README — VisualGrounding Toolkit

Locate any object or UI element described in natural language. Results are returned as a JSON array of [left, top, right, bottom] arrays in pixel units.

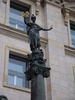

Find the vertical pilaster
[[4, 0, 10, 25]]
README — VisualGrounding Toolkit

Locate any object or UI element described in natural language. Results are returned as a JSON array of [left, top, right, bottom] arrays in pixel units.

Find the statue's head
[[31, 14, 36, 23]]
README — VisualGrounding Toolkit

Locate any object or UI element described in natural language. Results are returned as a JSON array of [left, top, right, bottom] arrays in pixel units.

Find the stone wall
[[0, 0, 6, 24], [45, 2, 75, 100]]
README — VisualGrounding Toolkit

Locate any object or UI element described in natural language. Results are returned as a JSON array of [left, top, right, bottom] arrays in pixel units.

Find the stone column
[[25, 50, 51, 100], [31, 74, 46, 100]]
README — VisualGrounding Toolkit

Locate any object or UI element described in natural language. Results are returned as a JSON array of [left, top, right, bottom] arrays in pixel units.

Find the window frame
[[70, 23, 75, 47], [3, 45, 31, 92], [8, 54, 29, 88], [69, 16, 75, 47]]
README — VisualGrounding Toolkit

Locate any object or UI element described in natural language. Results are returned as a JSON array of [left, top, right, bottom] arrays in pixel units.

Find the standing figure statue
[[22, 12, 52, 52]]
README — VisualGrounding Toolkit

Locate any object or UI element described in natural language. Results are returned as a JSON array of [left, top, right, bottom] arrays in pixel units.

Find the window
[[9, 2, 29, 31], [8, 54, 29, 88], [70, 24, 75, 47]]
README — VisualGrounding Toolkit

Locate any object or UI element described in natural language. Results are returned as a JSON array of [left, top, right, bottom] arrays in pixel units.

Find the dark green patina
[[24, 14, 52, 52]]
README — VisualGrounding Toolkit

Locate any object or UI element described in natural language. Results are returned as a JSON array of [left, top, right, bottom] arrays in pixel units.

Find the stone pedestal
[[25, 49, 51, 100], [25, 60, 51, 100]]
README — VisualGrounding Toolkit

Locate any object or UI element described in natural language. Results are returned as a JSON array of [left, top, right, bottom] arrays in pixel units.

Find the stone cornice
[[64, 45, 75, 57], [65, 0, 75, 3], [43, 0, 62, 8], [31, 0, 62, 7], [61, 1, 75, 13], [0, 23, 48, 47], [31, 0, 43, 2]]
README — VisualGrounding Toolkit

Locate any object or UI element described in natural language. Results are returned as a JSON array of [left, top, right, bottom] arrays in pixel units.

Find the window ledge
[[0, 23, 48, 47], [64, 45, 75, 56], [3, 82, 31, 93]]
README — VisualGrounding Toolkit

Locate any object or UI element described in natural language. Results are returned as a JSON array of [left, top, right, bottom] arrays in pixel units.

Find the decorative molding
[[35, 0, 44, 15], [0, 23, 48, 47], [62, 8, 69, 26], [25, 62, 50, 80], [65, 0, 75, 2], [61, 1, 75, 24], [64, 45, 75, 57], [31, 0, 43, 2], [31, 0, 62, 7], [3, 45, 31, 92], [44, 0, 61, 7], [3, 0, 7, 3], [55, 0, 61, 4], [35, 0, 40, 15], [3, 82, 31, 93], [64, 4, 75, 13]]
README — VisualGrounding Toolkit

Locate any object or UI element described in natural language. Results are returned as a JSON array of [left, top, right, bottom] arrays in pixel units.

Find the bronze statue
[[22, 12, 52, 52]]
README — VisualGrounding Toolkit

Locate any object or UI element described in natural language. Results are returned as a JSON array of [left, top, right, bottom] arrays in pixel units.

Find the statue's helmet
[[31, 14, 36, 22]]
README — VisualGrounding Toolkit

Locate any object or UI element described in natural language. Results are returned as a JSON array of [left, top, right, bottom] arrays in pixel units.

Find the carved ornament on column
[[25, 65, 50, 80], [25, 49, 51, 80]]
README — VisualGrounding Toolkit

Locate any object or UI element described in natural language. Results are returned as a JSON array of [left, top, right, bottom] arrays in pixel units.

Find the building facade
[[0, 0, 75, 100]]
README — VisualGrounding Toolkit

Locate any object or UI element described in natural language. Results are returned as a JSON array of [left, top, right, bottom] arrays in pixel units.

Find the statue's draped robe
[[27, 23, 42, 50]]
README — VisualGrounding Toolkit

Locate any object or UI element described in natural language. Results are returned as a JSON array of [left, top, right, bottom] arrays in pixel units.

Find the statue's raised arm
[[24, 16, 29, 25], [24, 16, 32, 27], [22, 11, 31, 27]]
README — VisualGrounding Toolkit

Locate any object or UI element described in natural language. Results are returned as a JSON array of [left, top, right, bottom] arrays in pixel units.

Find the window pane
[[8, 75, 14, 85], [70, 24, 75, 47], [9, 2, 29, 31], [10, 8, 24, 30], [17, 77, 23, 87], [10, 8, 23, 22], [8, 54, 29, 88], [10, 21, 16, 28], [18, 23, 25, 31], [9, 58, 26, 73]]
